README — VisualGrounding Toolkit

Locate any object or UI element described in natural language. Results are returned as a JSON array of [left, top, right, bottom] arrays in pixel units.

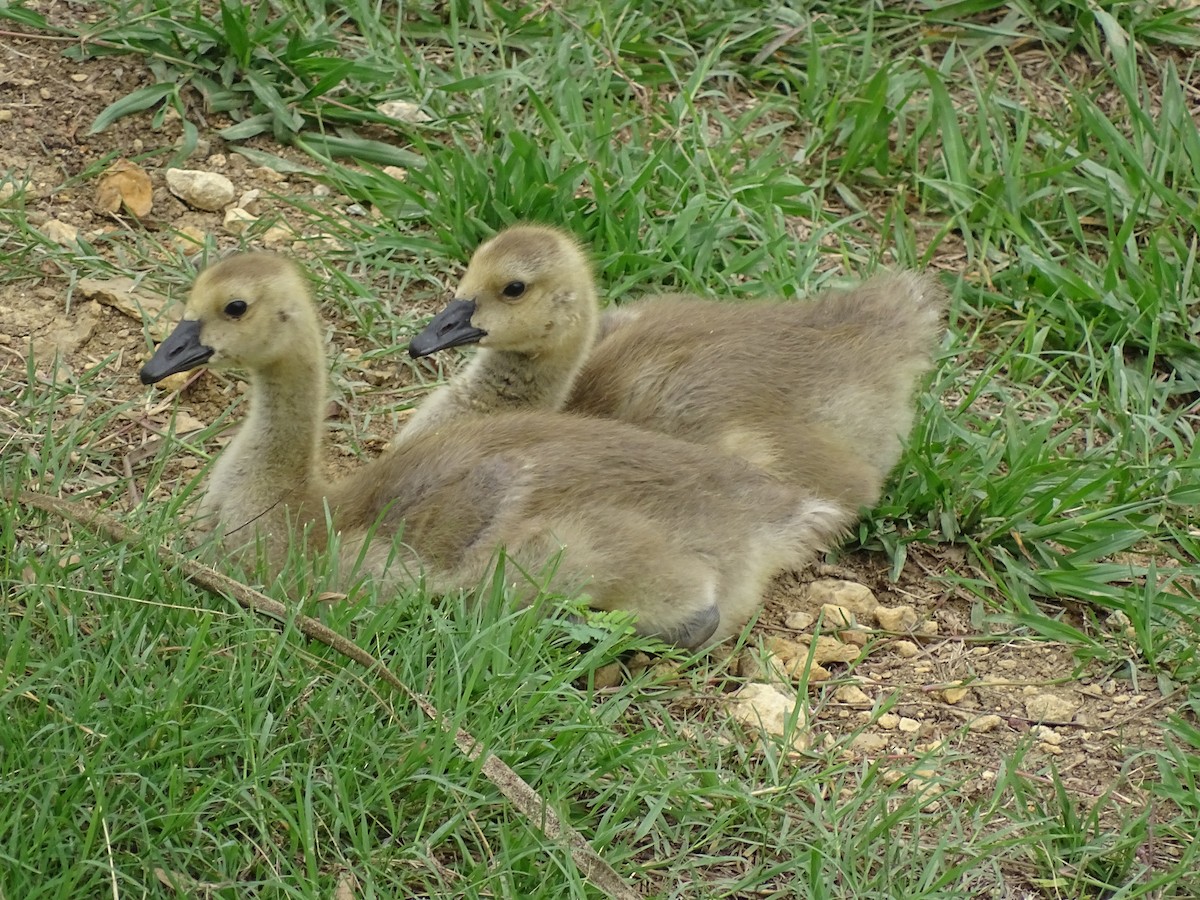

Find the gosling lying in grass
[[407, 223, 947, 510], [140, 252, 854, 649]]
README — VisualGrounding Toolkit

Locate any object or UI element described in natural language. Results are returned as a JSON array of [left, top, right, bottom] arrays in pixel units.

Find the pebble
[[897, 716, 921, 733], [968, 714, 1003, 733], [834, 685, 872, 707], [1024, 693, 1079, 723], [346, 203, 367, 217], [254, 165, 287, 183], [222, 207, 257, 234], [237, 188, 261, 212], [784, 610, 814, 631], [39, 219, 78, 246], [766, 635, 859, 667], [839, 629, 868, 647], [263, 225, 294, 245], [941, 686, 971, 705], [172, 225, 208, 249], [166, 168, 236, 211], [850, 733, 888, 753], [892, 640, 920, 658], [819, 603, 856, 630], [1032, 725, 1062, 745], [726, 682, 810, 753], [592, 663, 624, 691], [877, 712, 900, 730], [806, 579, 879, 616], [761, 650, 831, 684], [876, 604, 919, 632], [376, 99, 432, 123]]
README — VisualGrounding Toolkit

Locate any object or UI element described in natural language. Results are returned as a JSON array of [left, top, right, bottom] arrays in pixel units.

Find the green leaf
[[295, 133, 425, 169], [218, 114, 273, 141], [229, 146, 319, 175], [88, 83, 176, 134], [0, 4, 49, 28]]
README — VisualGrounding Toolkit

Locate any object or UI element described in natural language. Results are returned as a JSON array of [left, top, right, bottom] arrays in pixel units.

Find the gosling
[[406, 224, 947, 508], [140, 253, 854, 650]]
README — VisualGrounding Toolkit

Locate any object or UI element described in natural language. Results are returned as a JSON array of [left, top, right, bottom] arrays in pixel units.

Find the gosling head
[[409, 224, 595, 359], [141, 253, 317, 385]]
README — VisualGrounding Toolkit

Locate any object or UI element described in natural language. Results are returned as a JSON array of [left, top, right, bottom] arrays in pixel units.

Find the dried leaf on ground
[[96, 159, 153, 217]]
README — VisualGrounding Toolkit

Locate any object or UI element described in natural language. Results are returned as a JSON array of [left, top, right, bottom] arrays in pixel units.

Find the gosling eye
[[501, 281, 526, 299], [224, 299, 249, 319]]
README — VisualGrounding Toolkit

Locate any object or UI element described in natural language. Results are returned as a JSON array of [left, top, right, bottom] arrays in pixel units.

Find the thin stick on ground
[[14, 489, 643, 900]]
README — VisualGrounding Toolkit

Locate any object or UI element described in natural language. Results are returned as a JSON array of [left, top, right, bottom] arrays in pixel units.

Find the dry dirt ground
[[0, 7, 1184, 879]]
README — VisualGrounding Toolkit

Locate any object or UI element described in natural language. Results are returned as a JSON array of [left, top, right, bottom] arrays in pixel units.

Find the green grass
[[3, 0, 1200, 896]]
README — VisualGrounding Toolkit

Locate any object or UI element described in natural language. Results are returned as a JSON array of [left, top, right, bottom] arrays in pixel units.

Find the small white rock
[[784, 610, 815, 631], [172, 224, 208, 248], [850, 732, 888, 753], [819, 603, 856, 630], [897, 716, 921, 733], [892, 640, 920, 659], [1032, 725, 1063, 745], [727, 682, 810, 753], [39, 219, 79, 246], [968, 714, 1004, 733], [941, 686, 971, 705], [237, 188, 261, 212], [166, 168, 236, 211], [806, 579, 879, 616], [1025, 693, 1079, 723], [252, 165, 287, 183], [222, 207, 257, 235], [876, 605, 920, 632], [262, 224, 294, 245], [834, 685, 872, 707], [839, 629, 869, 647]]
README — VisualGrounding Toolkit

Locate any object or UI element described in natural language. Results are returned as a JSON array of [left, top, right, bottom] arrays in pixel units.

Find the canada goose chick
[[408, 223, 947, 510], [402, 224, 598, 441], [140, 252, 328, 541], [141, 253, 854, 650]]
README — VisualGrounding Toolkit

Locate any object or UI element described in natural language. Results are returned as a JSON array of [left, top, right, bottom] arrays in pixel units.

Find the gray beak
[[408, 299, 487, 358], [140, 319, 214, 384]]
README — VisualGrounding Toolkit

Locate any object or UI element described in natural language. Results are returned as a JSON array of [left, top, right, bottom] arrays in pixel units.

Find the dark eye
[[224, 299, 248, 318], [501, 281, 526, 299]]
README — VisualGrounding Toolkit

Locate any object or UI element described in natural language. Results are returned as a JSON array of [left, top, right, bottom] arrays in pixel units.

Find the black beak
[[140, 319, 214, 384], [408, 299, 487, 359]]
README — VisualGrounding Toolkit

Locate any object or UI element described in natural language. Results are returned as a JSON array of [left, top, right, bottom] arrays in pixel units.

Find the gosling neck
[[224, 329, 328, 508]]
